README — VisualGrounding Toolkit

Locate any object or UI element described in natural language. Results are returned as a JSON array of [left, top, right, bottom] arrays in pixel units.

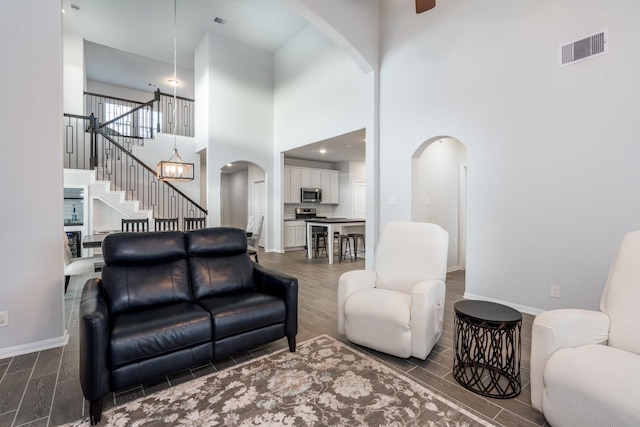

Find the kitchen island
[[306, 218, 365, 264]]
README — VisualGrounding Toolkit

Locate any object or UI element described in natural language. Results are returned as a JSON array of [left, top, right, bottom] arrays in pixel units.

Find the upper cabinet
[[284, 166, 339, 204]]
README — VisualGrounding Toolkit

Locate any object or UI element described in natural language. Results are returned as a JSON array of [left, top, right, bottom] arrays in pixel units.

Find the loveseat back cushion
[[101, 231, 192, 314], [187, 227, 255, 299], [600, 230, 640, 355]]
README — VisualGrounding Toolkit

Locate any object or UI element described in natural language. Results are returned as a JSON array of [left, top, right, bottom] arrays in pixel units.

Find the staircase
[[63, 91, 206, 231], [64, 169, 152, 230]]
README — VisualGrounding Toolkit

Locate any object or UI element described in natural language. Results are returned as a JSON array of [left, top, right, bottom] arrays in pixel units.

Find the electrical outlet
[[550, 285, 560, 298], [0, 311, 8, 327]]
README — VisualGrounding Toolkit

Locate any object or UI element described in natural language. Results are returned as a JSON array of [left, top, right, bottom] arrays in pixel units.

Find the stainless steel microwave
[[301, 187, 322, 203]]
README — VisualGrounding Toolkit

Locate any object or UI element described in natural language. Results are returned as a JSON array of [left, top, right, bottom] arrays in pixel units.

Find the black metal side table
[[453, 300, 522, 398]]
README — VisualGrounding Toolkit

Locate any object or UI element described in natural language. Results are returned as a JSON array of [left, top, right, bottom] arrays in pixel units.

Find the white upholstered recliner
[[338, 222, 448, 359], [531, 231, 640, 426], [64, 233, 103, 292]]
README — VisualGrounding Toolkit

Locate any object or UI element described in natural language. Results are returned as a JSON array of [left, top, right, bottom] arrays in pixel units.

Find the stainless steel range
[[294, 207, 326, 220], [294, 208, 326, 251]]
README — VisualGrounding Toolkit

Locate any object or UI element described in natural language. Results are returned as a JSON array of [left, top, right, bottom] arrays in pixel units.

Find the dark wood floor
[[0, 248, 547, 427]]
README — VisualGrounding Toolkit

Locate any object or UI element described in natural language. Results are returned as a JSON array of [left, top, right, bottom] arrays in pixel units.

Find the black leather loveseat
[[79, 227, 298, 425]]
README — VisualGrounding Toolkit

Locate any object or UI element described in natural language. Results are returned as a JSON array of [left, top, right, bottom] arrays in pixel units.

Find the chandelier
[[157, 0, 194, 182]]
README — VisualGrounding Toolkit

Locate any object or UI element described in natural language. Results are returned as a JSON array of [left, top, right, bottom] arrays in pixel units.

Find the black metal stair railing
[[85, 89, 194, 138], [63, 111, 206, 227]]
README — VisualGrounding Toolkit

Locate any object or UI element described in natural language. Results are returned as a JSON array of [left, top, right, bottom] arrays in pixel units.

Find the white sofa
[[338, 221, 448, 359], [530, 231, 640, 427]]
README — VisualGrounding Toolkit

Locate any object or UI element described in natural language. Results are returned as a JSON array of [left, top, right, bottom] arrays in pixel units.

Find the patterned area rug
[[66, 335, 496, 426]]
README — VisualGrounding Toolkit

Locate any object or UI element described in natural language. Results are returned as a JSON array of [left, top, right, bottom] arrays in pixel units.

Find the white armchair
[[246, 215, 264, 262], [338, 222, 448, 359], [64, 233, 103, 292], [531, 231, 640, 426]]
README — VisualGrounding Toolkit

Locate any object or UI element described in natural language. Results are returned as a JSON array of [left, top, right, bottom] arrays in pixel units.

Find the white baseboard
[[462, 293, 544, 316], [0, 330, 69, 359]]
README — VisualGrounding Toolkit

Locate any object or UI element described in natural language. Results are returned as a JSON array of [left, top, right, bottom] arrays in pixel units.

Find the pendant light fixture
[[157, 0, 194, 182]]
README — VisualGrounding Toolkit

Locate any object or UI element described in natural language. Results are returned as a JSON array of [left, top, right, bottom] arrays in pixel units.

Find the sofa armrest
[[410, 279, 446, 360], [79, 278, 111, 402], [252, 263, 298, 338], [337, 270, 377, 335], [530, 309, 610, 411]]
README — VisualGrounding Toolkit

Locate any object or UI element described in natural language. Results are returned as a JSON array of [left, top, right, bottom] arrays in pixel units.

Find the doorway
[[411, 137, 467, 271], [220, 161, 267, 246]]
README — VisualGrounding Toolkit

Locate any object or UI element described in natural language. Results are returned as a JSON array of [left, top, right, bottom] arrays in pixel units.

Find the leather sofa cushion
[[102, 232, 192, 314], [187, 227, 247, 257], [103, 231, 186, 265], [102, 260, 191, 314], [109, 302, 212, 369], [197, 293, 286, 339], [187, 228, 255, 299]]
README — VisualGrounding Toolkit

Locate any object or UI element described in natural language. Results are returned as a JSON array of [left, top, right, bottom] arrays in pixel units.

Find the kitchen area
[[283, 160, 366, 262]]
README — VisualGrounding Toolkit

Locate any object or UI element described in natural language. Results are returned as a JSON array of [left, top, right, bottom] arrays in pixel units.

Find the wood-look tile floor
[[0, 248, 548, 426]]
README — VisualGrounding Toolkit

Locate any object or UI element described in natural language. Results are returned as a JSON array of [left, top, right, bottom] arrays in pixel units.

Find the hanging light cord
[[172, 0, 178, 149]]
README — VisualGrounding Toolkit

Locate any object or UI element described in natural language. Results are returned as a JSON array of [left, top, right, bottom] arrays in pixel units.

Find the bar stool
[[338, 234, 353, 263], [313, 230, 328, 257], [348, 233, 365, 261]]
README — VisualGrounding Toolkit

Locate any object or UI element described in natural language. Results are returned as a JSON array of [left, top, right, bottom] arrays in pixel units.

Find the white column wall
[[195, 33, 274, 236], [273, 25, 369, 251], [0, 0, 66, 356]]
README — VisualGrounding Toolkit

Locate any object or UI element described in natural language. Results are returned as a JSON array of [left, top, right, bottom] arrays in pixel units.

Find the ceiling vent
[[559, 29, 608, 67]]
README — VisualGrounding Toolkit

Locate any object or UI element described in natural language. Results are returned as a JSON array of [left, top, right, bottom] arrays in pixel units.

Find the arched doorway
[[220, 161, 267, 247], [411, 137, 467, 271]]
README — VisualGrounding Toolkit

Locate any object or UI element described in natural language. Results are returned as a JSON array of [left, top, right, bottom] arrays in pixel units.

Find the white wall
[[274, 25, 367, 152], [86, 80, 157, 104], [274, 24, 369, 251], [63, 33, 85, 114], [376, 0, 640, 312], [195, 33, 275, 236], [0, 0, 66, 357]]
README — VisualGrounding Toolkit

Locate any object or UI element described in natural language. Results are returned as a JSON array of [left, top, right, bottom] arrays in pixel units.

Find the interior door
[[352, 181, 366, 218]]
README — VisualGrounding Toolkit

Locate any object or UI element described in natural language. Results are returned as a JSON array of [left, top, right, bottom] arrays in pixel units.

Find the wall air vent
[[559, 29, 608, 67]]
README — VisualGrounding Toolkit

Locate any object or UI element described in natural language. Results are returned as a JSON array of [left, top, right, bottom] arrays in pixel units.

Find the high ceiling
[[63, 0, 308, 97], [63, 0, 365, 163]]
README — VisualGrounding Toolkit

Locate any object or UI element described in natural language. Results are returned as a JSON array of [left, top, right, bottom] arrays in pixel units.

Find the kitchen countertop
[[305, 218, 365, 223]]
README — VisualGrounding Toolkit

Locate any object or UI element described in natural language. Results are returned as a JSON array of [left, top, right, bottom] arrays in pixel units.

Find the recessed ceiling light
[[214, 17, 226, 25], [319, 149, 327, 154], [168, 79, 179, 86]]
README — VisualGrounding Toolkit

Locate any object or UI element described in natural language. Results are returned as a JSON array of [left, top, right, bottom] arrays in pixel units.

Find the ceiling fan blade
[[416, 0, 436, 14]]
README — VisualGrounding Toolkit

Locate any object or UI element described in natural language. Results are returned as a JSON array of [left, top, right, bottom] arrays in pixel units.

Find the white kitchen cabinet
[[300, 168, 310, 188], [291, 168, 301, 203], [284, 166, 338, 204], [283, 166, 291, 203], [320, 170, 339, 204], [284, 220, 306, 249], [284, 166, 301, 204]]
